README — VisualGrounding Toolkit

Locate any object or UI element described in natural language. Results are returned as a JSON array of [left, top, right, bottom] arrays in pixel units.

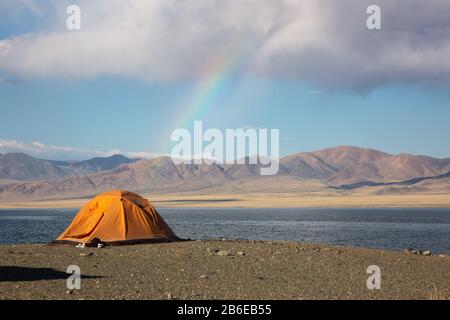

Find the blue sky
[[1, 1, 450, 160], [2, 77, 450, 159]]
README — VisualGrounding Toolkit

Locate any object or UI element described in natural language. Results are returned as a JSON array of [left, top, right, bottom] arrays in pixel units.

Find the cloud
[[0, 0, 450, 90], [124, 151, 168, 159], [0, 139, 165, 160]]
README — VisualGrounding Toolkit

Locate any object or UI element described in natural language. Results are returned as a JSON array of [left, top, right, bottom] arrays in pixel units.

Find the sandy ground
[[1, 193, 450, 209], [0, 241, 449, 300]]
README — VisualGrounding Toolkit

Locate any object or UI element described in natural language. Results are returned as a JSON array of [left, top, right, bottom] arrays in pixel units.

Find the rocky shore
[[0, 241, 449, 300]]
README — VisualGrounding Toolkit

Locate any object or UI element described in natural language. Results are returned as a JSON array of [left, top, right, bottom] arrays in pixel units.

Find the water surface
[[1, 208, 449, 253]]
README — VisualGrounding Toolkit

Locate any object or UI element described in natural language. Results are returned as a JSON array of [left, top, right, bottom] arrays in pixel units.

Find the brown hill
[[0, 158, 232, 200], [0, 153, 69, 181], [52, 154, 136, 175], [284, 146, 450, 185], [0, 153, 135, 182]]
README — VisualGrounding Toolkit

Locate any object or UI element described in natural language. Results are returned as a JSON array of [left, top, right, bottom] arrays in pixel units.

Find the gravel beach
[[0, 241, 449, 300]]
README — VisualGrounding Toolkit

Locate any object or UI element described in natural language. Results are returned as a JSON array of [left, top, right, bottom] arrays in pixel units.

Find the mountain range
[[1, 146, 449, 200], [0, 153, 135, 181]]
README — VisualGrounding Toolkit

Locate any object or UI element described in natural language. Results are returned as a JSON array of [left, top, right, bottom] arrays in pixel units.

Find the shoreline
[[1, 240, 449, 300], [1, 193, 450, 209], [2, 240, 449, 255]]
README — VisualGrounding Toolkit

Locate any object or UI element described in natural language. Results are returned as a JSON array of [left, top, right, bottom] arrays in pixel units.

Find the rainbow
[[173, 51, 249, 131]]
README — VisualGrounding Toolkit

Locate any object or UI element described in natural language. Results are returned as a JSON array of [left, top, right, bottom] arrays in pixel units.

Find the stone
[[237, 251, 245, 256], [80, 252, 94, 257], [405, 248, 424, 255], [217, 250, 231, 256], [422, 250, 432, 256]]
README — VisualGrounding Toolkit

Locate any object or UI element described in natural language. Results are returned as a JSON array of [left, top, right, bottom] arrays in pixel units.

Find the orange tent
[[51, 190, 178, 245]]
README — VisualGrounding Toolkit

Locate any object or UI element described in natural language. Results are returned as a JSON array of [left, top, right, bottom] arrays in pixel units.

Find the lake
[[1, 208, 449, 253]]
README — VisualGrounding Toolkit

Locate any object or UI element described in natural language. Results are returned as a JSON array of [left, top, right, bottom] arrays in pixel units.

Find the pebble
[[405, 248, 435, 256], [237, 251, 245, 256], [217, 250, 231, 256], [207, 248, 233, 256], [80, 252, 94, 257]]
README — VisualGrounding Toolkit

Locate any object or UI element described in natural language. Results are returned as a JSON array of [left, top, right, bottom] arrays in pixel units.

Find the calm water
[[1, 208, 449, 253]]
